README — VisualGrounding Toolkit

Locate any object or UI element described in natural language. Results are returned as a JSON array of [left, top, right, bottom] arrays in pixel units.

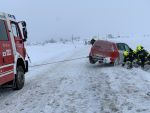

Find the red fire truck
[[0, 12, 28, 90]]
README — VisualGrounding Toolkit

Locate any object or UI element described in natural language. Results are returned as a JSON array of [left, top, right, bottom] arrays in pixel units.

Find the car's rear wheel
[[89, 56, 96, 64]]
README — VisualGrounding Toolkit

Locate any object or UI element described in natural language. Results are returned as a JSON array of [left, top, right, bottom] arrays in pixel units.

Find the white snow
[[26, 42, 80, 65], [109, 37, 150, 51], [0, 38, 150, 113]]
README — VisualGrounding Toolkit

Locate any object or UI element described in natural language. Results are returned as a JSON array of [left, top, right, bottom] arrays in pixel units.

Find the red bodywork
[[89, 40, 119, 63], [0, 19, 26, 85]]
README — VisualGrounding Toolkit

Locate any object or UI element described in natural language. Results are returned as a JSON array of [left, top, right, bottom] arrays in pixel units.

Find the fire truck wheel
[[13, 66, 25, 90]]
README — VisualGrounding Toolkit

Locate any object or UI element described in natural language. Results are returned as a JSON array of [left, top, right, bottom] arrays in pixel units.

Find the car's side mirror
[[21, 21, 26, 27], [23, 27, 27, 41], [18, 21, 28, 42]]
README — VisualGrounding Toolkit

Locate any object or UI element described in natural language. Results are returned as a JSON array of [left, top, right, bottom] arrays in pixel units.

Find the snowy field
[[0, 38, 150, 113], [110, 37, 150, 51]]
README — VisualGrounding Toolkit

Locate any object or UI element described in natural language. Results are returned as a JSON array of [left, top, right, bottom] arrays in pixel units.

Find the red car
[[89, 40, 131, 65]]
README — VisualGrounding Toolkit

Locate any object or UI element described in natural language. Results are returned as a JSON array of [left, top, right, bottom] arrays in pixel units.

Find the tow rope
[[29, 56, 89, 68]]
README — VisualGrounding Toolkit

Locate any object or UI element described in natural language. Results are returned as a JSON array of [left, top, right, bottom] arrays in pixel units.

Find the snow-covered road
[[0, 43, 150, 113]]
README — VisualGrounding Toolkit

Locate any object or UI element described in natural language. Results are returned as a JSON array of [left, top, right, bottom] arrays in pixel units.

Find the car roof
[[94, 40, 115, 45], [99, 39, 128, 45]]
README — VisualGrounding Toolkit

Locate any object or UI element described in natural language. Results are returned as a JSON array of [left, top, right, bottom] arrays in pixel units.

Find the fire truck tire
[[13, 66, 25, 90]]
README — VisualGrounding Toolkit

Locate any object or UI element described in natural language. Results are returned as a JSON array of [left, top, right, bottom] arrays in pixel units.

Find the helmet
[[136, 45, 143, 51], [123, 51, 129, 56]]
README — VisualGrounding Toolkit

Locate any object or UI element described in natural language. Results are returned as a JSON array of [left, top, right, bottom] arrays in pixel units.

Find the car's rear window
[[116, 43, 124, 51], [93, 41, 114, 51]]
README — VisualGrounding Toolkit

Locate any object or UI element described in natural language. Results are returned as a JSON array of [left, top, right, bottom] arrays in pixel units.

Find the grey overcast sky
[[1, 0, 150, 41]]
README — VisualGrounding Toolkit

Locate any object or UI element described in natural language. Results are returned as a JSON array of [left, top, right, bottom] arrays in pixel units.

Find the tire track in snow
[[85, 65, 121, 113], [39, 47, 101, 113]]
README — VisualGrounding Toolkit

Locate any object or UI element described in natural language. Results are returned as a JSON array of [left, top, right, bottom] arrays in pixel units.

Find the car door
[[124, 44, 130, 51], [0, 20, 7, 66], [0, 20, 14, 65], [0, 19, 14, 84], [11, 22, 25, 58], [116, 43, 126, 63]]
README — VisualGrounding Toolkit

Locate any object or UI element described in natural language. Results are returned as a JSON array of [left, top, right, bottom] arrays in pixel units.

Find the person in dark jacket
[[145, 52, 150, 65], [90, 38, 96, 45], [131, 49, 140, 67], [136, 45, 149, 68], [122, 50, 134, 68]]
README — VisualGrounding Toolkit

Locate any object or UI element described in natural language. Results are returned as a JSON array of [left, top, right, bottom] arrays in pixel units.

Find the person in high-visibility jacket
[[136, 45, 149, 68], [122, 50, 134, 68], [145, 52, 150, 65]]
